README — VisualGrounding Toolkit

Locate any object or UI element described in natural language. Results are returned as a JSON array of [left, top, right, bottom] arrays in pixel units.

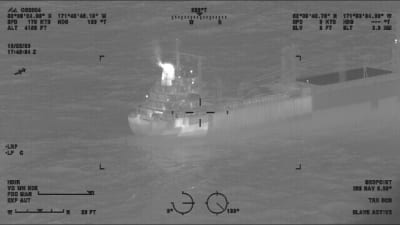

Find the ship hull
[[128, 113, 208, 137], [128, 113, 178, 136], [209, 71, 400, 138], [129, 67, 400, 138]]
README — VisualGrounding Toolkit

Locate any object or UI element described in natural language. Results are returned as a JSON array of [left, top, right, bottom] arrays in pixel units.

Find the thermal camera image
[[0, 1, 400, 224]]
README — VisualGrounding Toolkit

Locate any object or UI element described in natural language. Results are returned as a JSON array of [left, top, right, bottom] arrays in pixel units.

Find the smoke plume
[[152, 40, 162, 64]]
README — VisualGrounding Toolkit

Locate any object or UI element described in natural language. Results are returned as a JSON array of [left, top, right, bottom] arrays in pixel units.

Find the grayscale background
[[0, 1, 399, 224]]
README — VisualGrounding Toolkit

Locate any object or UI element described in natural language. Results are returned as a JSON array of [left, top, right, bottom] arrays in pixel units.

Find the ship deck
[[296, 67, 392, 86]]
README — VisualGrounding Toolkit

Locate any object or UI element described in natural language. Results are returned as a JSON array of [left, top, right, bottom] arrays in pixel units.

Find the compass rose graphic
[[170, 191, 195, 215], [205, 191, 229, 215]]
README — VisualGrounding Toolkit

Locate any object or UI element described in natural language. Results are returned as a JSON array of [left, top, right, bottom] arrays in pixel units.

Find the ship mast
[[392, 12, 400, 74], [338, 53, 347, 82], [198, 56, 202, 81], [176, 38, 181, 76], [281, 43, 300, 83]]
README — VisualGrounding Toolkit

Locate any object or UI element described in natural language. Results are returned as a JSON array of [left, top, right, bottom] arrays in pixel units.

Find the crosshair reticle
[[183, 97, 215, 127], [171, 191, 195, 215], [205, 191, 229, 215]]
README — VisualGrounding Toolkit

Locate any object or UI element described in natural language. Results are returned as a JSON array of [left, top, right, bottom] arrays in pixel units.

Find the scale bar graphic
[[14, 209, 65, 214], [37, 190, 94, 196]]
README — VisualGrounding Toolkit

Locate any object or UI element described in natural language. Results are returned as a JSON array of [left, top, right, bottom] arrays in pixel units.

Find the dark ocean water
[[1, 1, 400, 223]]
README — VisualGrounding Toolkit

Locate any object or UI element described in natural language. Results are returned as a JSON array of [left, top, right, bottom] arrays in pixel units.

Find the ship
[[129, 36, 400, 138]]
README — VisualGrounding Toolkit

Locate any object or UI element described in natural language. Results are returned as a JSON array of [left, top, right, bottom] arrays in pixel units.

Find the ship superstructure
[[128, 41, 211, 136]]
